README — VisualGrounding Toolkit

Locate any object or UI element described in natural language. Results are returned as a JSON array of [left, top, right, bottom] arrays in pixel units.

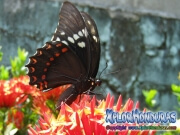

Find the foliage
[[171, 84, 180, 103], [142, 89, 157, 108], [0, 47, 9, 80], [0, 47, 27, 80], [10, 47, 28, 77], [0, 46, 2, 62], [0, 65, 9, 80], [171, 74, 180, 112]]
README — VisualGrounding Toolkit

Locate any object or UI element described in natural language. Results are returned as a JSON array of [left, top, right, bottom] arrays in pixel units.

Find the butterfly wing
[[25, 41, 86, 90], [81, 12, 101, 78], [51, 2, 91, 72], [26, 2, 100, 97], [52, 2, 100, 78]]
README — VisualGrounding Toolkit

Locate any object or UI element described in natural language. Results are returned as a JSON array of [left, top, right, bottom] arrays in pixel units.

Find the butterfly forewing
[[51, 2, 91, 72], [81, 12, 100, 78]]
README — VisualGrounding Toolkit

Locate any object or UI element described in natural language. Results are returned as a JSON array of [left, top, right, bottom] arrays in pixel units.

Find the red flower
[[0, 75, 69, 114], [0, 76, 35, 108], [28, 94, 156, 135], [7, 109, 24, 129], [32, 85, 71, 114], [42, 85, 71, 101], [32, 93, 52, 114]]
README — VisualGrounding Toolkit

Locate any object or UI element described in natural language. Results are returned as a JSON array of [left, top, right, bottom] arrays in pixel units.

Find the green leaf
[[46, 99, 58, 116], [142, 89, 157, 108], [10, 47, 28, 77], [0, 65, 9, 80], [171, 84, 180, 93], [0, 46, 2, 62], [19, 48, 28, 61], [0, 52, 2, 62]]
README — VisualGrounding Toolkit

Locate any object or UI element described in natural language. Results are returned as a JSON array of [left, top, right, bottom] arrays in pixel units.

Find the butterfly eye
[[95, 79, 102, 86]]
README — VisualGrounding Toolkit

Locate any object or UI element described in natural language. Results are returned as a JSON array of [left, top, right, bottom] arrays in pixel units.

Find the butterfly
[[25, 1, 101, 109]]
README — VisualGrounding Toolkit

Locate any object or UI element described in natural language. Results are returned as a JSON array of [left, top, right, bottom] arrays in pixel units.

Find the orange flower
[[28, 94, 156, 135]]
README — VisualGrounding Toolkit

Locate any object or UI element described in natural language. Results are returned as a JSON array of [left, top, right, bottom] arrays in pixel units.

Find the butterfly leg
[[83, 89, 102, 96], [56, 93, 74, 110], [56, 85, 78, 110]]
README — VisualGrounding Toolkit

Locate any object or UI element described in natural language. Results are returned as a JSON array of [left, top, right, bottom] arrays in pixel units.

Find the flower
[[7, 109, 24, 129], [0, 76, 36, 108], [28, 94, 156, 135], [42, 85, 71, 101], [0, 76, 40, 134], [0, 75, 71, 133], [32, 85, 71, 114]]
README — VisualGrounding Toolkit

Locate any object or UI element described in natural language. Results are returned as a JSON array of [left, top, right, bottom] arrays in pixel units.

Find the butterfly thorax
[[75, 78, 102, 94]]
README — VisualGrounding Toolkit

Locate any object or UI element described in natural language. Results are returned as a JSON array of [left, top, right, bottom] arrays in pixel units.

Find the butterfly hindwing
[[26, 41, 86, 90]]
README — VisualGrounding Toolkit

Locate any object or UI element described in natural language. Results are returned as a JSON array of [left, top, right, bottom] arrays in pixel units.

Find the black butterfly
[[25, 1, 101, 109]]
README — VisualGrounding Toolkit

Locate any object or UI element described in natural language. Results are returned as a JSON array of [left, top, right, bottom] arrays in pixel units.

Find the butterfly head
[[95, 79, 102, 86], [89, 78, 101, 87]]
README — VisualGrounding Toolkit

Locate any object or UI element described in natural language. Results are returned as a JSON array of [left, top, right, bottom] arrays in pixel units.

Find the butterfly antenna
[[101, 69, 122, 77], [98, 61, 108, 79]]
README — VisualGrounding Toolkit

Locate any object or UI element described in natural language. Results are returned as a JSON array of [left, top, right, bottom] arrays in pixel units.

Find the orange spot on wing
[[56, 43, 62, 47], [55, 53, 60, 57], [46, 44, 52, 49], [30, 67, 35, 73], [31, 58, 37, 64], [62, 48, 68, 53], [44, 68, 47, 72], [50, 57, 54, 61], [46, 62, 50, 66], [44, 81, 48, 88], [39, 82, 43, 90], [32, 76, 37, 83], [42, 75, 46, 80], [37, 50, 42, 56]]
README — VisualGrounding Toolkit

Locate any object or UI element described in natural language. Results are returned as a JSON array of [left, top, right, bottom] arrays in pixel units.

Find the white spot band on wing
[[68, 37, 75, 43], [78, 41, 85, 48], [62, 40, 69, 45]]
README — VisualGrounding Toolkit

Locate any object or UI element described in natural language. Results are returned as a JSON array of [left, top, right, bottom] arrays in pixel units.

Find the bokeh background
[[1, 0, 180, 113]]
